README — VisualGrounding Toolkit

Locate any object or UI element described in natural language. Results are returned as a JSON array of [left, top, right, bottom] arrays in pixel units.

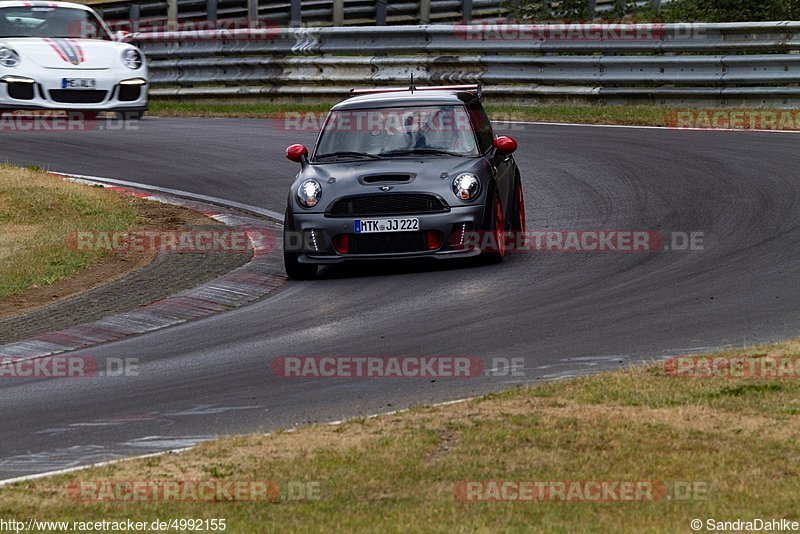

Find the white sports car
[[0, 1, 147, 119]]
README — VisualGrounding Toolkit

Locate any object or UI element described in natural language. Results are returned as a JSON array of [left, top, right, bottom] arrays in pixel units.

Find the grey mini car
[[283, 84, 524, 280]]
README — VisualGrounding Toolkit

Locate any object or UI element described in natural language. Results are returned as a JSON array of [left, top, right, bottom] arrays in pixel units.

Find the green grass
[[486, 103, 673, 126], [2, 340, 800, 532], [149, 100, 785, 128], [0, 164, 138, 299], [149, 100, 333, 118]]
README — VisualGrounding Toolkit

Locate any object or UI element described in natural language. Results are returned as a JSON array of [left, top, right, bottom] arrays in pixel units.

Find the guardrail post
[[333, 0, 344, 26], [128, 4, 140, 32], [375, 0, 387, 25], [419, 0, 430, 24], [462, 0, 473, 22], [206, 0, 217, 21], [167, 0, 178, 26], [290, 0, 302, 26], [588, 0, 596, 18], [507, 0, 519, 20], [247, 0, 258, 23]]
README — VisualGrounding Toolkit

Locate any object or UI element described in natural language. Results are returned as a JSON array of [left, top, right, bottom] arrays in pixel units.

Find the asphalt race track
[[1, 118, 799, 479]]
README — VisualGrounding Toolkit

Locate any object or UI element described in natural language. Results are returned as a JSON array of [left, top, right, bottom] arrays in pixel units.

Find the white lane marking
[[0, 341, 751, 486], [0, 449, 193, 488], [51, 171, 285, 222], [494, 120, 800, 135], [0, 398, 477, 487]]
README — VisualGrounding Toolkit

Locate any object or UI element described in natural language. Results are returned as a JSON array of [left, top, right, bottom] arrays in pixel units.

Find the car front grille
[[49, 90, 107, 104], [329, 194, 449, 217], [350, 232, 428, 254]]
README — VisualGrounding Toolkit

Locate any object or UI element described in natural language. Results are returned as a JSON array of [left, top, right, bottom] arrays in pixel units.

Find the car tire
[[480, 190, 507, 264], [284, 249, 318, 280], [283, 209, 318, 280], [510, 175, 526, 249], [68, 110, 99, 121], [116, 110, 145, 121]]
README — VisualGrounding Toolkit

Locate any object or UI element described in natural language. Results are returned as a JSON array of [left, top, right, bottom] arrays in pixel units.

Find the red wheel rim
[[494, 197, 506, 257], [516, 182, 526, 242]]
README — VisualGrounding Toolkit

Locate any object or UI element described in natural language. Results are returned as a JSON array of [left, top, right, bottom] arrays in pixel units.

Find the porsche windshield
[[0, 6, 110, 39], [315, 105, 480, 159]]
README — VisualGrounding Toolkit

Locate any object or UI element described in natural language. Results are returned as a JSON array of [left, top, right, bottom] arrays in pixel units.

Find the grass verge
[[2, 340, 799, 532], [0, 165, 139, 301], [149, 100, 799, 129]]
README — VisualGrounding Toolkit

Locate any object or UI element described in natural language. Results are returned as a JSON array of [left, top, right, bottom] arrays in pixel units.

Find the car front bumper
[[288, 205, 487, 264], [0, 72, 148, 112]]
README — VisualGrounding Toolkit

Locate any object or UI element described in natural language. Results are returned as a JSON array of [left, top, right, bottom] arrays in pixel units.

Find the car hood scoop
[[359, 173, 415, 185]]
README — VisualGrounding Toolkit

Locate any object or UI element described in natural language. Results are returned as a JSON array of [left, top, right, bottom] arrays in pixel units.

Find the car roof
[[332, 90, 480, 111], [0, 1, 94, 10]]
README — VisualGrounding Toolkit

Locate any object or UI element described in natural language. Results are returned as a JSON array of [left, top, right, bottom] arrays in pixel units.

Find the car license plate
[[61, 78, 96, 89], [354, 218, 419, 233]]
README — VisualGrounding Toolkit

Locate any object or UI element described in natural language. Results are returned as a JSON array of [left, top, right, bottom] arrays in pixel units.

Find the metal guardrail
[[97, 0, 645, 29], [134, 22, 800, 106], [98, 0, 508, 28]]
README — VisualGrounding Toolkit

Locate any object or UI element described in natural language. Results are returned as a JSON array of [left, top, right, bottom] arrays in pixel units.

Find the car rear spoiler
[[349, 84, 482, 99]]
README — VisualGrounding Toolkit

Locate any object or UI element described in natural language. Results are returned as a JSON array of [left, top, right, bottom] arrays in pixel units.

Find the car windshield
[[314, 105, 480, 159], [0, 6, 111, 40]]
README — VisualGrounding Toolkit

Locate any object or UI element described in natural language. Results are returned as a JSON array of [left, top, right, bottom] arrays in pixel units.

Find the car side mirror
[[493, 136, 518, 156], [114, 30, 131, 42], [286, 144, 309, 166]]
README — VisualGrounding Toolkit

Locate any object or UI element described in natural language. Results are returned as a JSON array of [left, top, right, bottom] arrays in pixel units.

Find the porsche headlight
[[452, 173, 480, 201], [122, 49, 142, 69], [0, 47, 20, 68], [297, 179, 322, 208]]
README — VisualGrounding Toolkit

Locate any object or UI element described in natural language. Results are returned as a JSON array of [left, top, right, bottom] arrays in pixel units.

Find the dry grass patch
[[2, 340, 800, 531], [0, 165, 224, 316], [0, 164, 139, 301]]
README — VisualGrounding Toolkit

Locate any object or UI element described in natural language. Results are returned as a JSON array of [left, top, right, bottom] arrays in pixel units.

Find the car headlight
[[0, 47, 20, 67], [452, 173, 480, 201], [296, 179, 322, 208], [122, 49, 142, 69]]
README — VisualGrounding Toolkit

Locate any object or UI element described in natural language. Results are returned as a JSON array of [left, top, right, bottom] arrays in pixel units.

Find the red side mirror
[[286, 144, 309, 163], [494, 136, 517, 156]]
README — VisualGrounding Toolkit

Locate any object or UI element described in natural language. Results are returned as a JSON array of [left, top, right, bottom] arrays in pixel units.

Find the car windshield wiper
[[379, 148, 468, 157], [315, 151, 380, 160]]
